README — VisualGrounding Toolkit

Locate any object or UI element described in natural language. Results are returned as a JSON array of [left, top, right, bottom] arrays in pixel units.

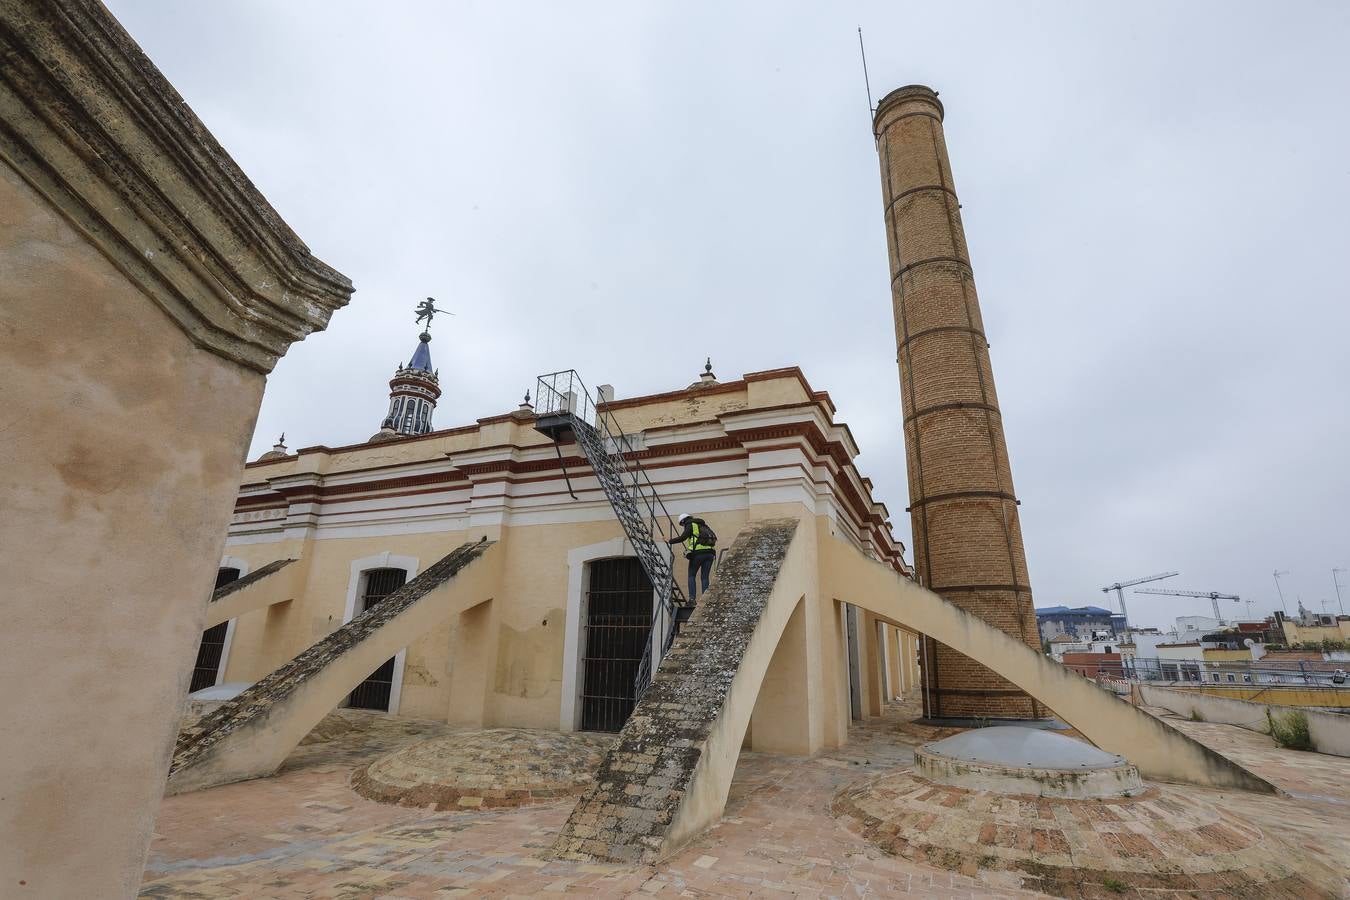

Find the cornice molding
[[0, 0, 352, 372]]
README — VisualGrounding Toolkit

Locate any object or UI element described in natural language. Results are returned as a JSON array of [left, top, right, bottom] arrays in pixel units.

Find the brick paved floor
[[352, 727, 614, 812], [140, 703, 1350, 898]]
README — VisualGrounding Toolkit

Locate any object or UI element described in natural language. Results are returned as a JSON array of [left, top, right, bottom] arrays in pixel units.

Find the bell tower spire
[[371, 298, 445, 442]]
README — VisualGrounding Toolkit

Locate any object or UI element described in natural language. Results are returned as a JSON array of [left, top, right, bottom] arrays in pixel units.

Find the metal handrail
[[1058, 654, 1349, 688], [534, 370, 688, 699], [534, 370, 685, 569]]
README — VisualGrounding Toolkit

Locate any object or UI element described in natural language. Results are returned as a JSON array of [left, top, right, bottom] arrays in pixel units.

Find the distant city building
[[1277, 606, 1350, 648], [1131, 616, 1223, 659], [1035, 605, 1119, 643]]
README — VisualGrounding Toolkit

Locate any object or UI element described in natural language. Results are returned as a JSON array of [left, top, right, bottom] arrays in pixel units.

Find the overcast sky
[[107, 2, 1349, 630]]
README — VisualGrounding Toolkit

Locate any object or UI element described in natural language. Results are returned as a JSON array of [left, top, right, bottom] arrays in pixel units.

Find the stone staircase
[[552, 518, 799, 864], [168, 539, 497, 794], [550, 515, 1277, 865]]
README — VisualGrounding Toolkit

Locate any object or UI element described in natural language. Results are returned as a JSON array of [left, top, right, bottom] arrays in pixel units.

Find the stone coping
[[0, 0, 353, 371]]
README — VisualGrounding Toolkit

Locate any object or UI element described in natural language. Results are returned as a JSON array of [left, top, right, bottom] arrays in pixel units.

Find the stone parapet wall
[[1140, 684, 1350, 758]]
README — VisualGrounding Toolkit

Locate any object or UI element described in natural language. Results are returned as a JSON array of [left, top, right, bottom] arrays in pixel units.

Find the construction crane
[[1101, 571, 1178, 630], [1134, 588, 1240, 624]]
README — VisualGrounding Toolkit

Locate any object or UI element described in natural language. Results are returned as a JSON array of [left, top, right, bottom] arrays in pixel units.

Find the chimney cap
[[873, 84, 943, 125]]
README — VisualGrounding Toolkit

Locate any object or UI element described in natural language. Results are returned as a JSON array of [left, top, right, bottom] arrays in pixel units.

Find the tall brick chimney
[[872, 85, 1041, 719]]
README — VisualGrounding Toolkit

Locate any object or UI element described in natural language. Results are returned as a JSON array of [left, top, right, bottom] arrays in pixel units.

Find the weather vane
[[414, 296, 452, 332]]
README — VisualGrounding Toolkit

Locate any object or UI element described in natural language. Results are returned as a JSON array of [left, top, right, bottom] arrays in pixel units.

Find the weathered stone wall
[[0, 2, 351, 892], [872, 84, 1041, 718], [552, 519, 799, 864]]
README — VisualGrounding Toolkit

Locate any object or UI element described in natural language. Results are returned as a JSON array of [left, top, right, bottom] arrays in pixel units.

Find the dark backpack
[[694, 518, 717, 550]]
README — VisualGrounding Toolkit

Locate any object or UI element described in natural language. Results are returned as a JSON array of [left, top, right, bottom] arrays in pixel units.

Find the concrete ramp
[[203, 558, 299, 629], [167, 540, 498, 794], [553, 518, 804, 864]]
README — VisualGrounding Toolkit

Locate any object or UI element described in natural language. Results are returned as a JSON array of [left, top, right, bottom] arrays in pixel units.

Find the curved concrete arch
[[203, 558, 300, 630], [557, 519, 1272, 867], [819, 536, 1275, 794]]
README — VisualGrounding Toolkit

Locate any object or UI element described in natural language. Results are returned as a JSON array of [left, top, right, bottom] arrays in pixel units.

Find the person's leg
[[687, 558, 697, 601], [699, 553, 713, 594]]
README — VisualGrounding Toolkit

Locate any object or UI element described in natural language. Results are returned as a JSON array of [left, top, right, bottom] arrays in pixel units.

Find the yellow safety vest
[[684, 521, 715, 554]]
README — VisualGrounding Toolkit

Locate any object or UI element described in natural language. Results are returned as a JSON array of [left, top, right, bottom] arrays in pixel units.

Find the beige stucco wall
[[1139, 684, 1350, 758], [219, 509, 754, 730], [1281, 618, 1350, 646], [0, 161, 266, 896]]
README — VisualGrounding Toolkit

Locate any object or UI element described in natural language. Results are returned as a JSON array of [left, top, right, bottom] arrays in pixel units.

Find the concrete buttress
[[554, 521, 1274, 865], [167, 540, 500, 794], [203, 558, 300, 629]]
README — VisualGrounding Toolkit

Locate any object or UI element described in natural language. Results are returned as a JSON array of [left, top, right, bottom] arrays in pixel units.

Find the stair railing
[[534, 370, 687, 699]]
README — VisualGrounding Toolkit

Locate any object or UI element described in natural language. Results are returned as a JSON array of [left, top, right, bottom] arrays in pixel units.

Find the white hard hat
[[677, 513, 690, 523]]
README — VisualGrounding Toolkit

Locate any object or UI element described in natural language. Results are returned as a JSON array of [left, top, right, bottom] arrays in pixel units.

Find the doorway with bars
[[580, 557, 654, 732]]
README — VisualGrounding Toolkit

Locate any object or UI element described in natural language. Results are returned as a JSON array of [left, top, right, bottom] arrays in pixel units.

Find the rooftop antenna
[[1273, 569, 1290, 613], [857, 27, 876, 141]]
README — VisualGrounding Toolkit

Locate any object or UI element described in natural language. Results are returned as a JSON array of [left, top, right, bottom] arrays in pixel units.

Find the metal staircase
[[534, 370, 688, 698]]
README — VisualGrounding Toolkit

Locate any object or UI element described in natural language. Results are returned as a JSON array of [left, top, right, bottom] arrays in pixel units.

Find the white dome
[[922, 726, 1126, 769]]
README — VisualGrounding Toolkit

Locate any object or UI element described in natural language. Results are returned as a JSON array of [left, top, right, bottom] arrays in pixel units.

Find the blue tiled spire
[[372, 328, 441, 441], [408, 332, 433, 371]]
